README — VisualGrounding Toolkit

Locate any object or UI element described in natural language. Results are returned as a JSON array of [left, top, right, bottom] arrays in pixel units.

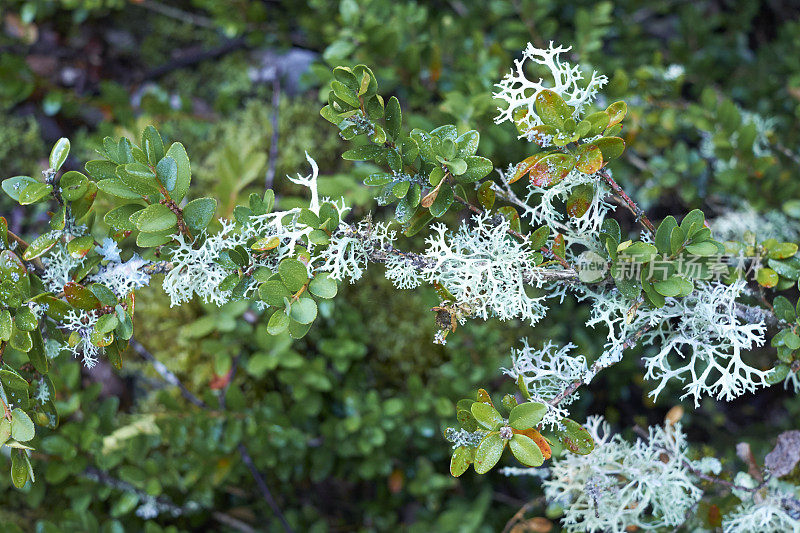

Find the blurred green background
[[2, 0, 800, 531]]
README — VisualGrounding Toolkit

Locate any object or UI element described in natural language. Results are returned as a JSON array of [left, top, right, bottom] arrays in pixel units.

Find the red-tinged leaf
[[566, 184, 594, 218], [606, 101, 627, 126], [477, 181, 495, 210], [514, 428, 553, 460], [476, 388, 493, 406], [553, 233, 565, 258], [595, 136, 626, 163], [124, 292, 135, 315], [509, 154, 544, 184], [498, 206, 522, 233], [575, 144, 603, 174], [526, 125, 558, 146], [557, 418, 595, 455], [512, 107, 529, 134], [64, 282, 101, 310], [0, 250, 27, 278], [209, 369, 233, 390], [530, 153, 576, 187], [534, 89, 572, 128], [433, 282, 456, 302]]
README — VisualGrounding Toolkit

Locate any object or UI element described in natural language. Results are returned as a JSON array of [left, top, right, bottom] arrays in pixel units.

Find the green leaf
[[136, 230, 173, 247], [455, 131, 479, 158], [28, 329, 48, 374], [471, 402, 503, 430], [259, 280, 291, 307], [429, 182, 454, 217], [135, 204, 177, 233], [768, 242, 798, 260], [460, 156, 493, 183], [342, 144, 383, 161], [619, 241, 658, 260], [773, 296, 796, 322], [11, 408, 34, 442], [279, 258, 308, 292], [509, 434, 545, 467], [403, 209, 433, 237], [566, 184, 594, 218], [0, 418, 9, 446], [309, 273, 337, 299], [474, 433, 505, 474], [0, 370, 29, 399], [2, 176, 38, 201], [445, 158, 467, 176], [0, 310, 11, 342], [680, 209, 705, 235], [49, 137, 70, 171], [477, 181, 495, 210], [95, 314, 119, 334], [606, 101, 627, 125], [653, 275, 694, 297], [58, 171, 88, 201], [290, 297, 318, 324], [287, 318, 312, 339], [96, 179, 139, 199], [595, 136, 625, 161], [508, 402, 547, 430], [450, 446, 472, 477], [183, 197, 216, 232], [557, 418, 595, 455], [11, 449, 29, 488], [117, 164, 159, 197], [64, 282, 101, 310], [166, 142, 192, 203], [530, 226, 551, 250], [535, 89, 572, 128], [104, 204, 144, 231], [385, 96, 402, 139], [577, 251, 607, 283], [685, 241, 719, 257], [655, 216, 677, 255], [267, 309, 290, 335], [19, 182, 53, 205], [23, 231, 59, 261], [756, 267, 779, 288], [141, 126, 165, 166], [156, 156, 178, 191]]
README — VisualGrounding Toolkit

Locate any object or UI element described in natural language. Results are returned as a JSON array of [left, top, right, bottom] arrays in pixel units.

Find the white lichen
[[544, 416, 702, 532], [494, 42, 608, 137]]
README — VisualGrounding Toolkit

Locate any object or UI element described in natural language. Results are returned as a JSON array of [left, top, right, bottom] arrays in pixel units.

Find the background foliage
[[2, 0, 800, 530]]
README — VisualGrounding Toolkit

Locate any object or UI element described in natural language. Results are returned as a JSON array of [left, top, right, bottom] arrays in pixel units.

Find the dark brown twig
[[130, 339, 294, 533], [599, 168, 656, 234]]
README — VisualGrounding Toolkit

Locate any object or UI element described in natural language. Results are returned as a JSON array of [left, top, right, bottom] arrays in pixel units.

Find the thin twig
[[599, 169, 656, 234], [265, 76, 281, 189], [237, 443, 295, 533], [549, 324, 651, 406], [130, 338, 207, 409], [131, 339, 294, 532]]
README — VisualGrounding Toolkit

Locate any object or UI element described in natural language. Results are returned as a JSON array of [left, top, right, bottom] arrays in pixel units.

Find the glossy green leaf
[[183, 197, 216, 232], [509, 433, 545, 467], [471, 402, 503, 430], [49, 137, 70, 171], [508, 402, 547, 430], [450, 446, 472, 477], [136, 203, 177, 233], [474, 433, 505, 474]]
